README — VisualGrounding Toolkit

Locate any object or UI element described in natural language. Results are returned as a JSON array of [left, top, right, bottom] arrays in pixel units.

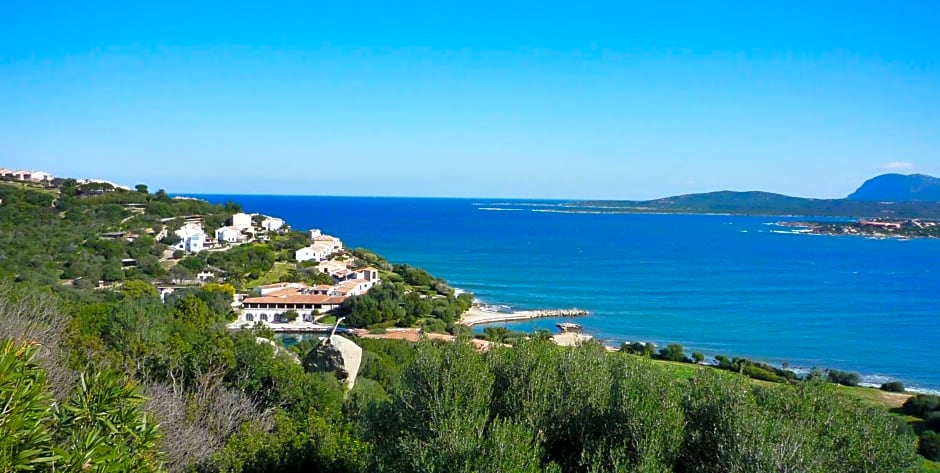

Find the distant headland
[[565, 173, 940, 219]]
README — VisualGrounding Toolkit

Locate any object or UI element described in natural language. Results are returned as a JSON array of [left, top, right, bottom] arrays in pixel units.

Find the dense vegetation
[[0, 178, 931, 471]]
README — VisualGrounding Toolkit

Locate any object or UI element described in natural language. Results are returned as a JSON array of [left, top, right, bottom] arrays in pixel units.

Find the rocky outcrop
[[302, 335, 362, 389]]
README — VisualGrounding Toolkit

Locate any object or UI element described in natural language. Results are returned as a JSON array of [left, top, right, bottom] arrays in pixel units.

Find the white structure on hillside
[[295, 242, 333, 262], [308, 228, 321, 239], [230, 213, 253, 231], [240, 284, 347, 323], [261, 217, 285, 232], [215, 226, 243, 244], [312, 234, 343, 252], [175, 223, 206, 253]]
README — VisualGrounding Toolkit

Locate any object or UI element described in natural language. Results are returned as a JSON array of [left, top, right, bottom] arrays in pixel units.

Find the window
[[246, 313, 254, 322], [261, 314, 268, 322]]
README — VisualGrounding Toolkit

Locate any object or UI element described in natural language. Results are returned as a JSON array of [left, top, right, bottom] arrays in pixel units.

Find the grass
[[245, 262, 294, 287], [923, 459, 940, 472]]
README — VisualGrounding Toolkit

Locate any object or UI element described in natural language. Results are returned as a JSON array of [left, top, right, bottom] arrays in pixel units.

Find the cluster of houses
[[231, 227, 381, 325], [172, 212, 286, 254], [0, 168, 55, 183], [295, 229, 344, 262], [237, 265, 380, 324], [858, 218, 938, 230]]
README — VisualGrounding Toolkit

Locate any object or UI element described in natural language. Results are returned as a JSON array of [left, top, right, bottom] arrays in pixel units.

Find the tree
[[281, 310, 299, 322], [921, 430, 940, 461], [121, 279, 158, 299], [825, 369, 861, 387], [880, 381, 905, 393], [657, 343, 690, 363], [692, 352, 705, 364], [169, 264, 195, 283], [902, 394, 940, 417], [135, 184, 149, 194]]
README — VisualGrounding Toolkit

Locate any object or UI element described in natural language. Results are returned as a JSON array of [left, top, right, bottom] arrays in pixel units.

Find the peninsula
[[564, 173, 940, 219], [777, 218, 940, 239]]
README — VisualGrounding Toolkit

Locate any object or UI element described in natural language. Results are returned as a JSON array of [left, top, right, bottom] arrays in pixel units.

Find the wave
[[478, 207, 523, 211], [532, 209, 610, 215]]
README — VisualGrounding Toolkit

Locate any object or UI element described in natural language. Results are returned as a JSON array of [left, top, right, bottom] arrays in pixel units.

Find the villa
[[313, 234, 343, 252], [215, 225, 244, 244], [174, 222, 206, 253], [261, 217, 285, 232], [240, 284, 347, 323], [295, 242, 334, 262], [230, 212, 253, 231]]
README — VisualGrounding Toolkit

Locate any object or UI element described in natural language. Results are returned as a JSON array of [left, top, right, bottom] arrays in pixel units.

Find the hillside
[[848, 173, 940, 202], [569, 178, 940, 218]]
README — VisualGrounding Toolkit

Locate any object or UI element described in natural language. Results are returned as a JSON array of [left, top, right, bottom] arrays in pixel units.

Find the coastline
[[458, 306, 589, 326]]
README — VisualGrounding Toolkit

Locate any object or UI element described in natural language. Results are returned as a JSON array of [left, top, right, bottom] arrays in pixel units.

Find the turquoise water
[[195, 195, 940, 391]]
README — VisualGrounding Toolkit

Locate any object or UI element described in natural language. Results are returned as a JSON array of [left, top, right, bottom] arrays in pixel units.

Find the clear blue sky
[[2, 1, 938, 199]]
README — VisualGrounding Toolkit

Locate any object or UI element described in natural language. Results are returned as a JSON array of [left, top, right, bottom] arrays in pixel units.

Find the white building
[[215, 226, 243, 244], [313, 234, 343, 252], [175, 223, 206, 253], [256, 282, 309, 295], [308, 228, 322, 239], [330, 280, 373, 297], [239, 294, 347, 323], [230, 213, 253, 231], [295, 242, 333, 262], [261, 217, 285, 232]]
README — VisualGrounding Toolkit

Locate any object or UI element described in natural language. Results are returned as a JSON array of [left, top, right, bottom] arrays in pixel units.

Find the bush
[[419, 318, 447, 334], [692, 352, 705, 364], [880, 381, 906, 393], [657, 343, 690, 363], [903, 394, 940, 417], [925, 412, 940, 432], [826, 369, 861, 387], [920, 431, 940, 461]]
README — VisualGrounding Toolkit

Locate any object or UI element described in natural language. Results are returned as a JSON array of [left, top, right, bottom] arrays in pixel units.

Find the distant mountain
[[847, 173, 940, 202], [569, 179, 940, 219]]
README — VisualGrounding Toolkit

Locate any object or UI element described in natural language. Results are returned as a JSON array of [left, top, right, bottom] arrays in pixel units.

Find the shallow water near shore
[[194, 195, 940, 392]]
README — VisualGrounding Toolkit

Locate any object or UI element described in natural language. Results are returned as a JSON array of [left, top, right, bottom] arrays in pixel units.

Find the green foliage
[[281, 310, 299, 322], [921, 431, 940, 462], [0, 339, 163, 472], [0, 340, 59, 471], [620, 341, 656, 356], [54, 371, 163, 472], [364, 339, 919, 473], [903, 394, 940, 417], [881, 381, 906, 393], [826, 369, 862, 387], [656, 343, 690, 363], [121, 279, 158, 299]]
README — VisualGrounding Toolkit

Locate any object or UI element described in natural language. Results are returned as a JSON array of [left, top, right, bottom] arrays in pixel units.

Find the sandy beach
[[458, 306, 588, 326]]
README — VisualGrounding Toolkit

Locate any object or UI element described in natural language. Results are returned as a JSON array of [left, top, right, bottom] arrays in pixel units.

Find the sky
[[2, 1, 939, 199]]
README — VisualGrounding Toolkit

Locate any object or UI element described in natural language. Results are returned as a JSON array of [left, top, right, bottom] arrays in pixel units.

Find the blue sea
[[193, 195, 940, 392]]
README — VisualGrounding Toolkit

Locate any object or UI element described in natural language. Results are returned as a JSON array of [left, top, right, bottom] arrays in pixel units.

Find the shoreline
[[458, 306, 589, 326]]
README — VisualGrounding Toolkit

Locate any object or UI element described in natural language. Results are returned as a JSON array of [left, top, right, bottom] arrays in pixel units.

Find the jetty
[[459, 306, 589, 326]]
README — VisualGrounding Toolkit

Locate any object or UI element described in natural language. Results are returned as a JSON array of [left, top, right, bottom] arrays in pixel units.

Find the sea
[[192, 195, 940, 392]]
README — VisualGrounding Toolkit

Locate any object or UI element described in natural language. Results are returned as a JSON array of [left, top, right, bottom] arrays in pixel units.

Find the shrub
[[657, 343, 690, 363], [880, 381, 906, 393], [420, 318, 447, 334], [920, 431, 940, 461], [826, 369, 861, 387], [692, 352, 705, 363], [926, 412, 940, 432], [903, 394, 940, 417]]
